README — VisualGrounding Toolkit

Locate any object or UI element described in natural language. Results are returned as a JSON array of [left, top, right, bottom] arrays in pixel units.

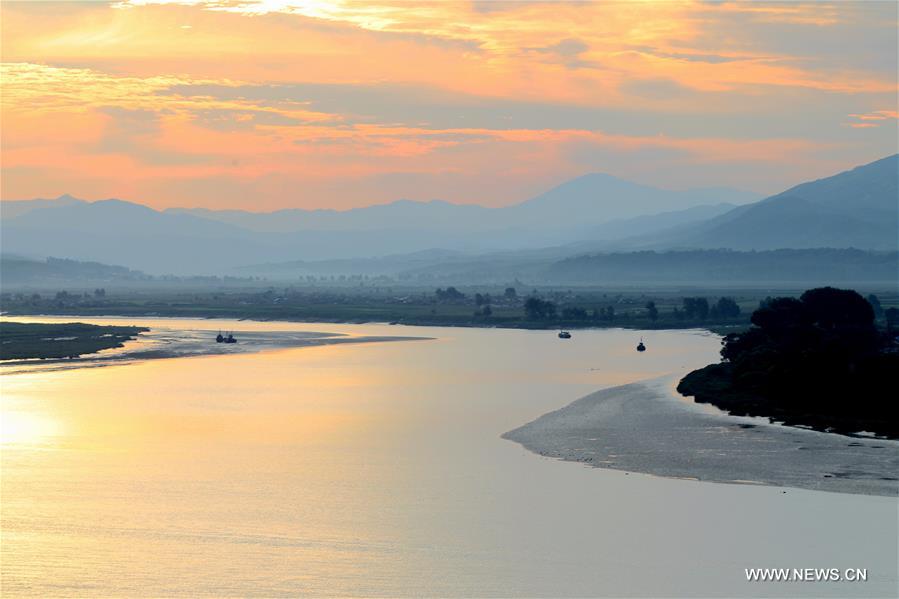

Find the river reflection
[[1, 318, 895, 597]]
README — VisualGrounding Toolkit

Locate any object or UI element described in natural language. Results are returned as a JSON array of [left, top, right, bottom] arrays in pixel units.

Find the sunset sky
[[1, 0, 896, 211]]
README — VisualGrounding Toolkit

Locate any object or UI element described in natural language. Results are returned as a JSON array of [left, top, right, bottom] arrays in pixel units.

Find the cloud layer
[[1, 0, 896, 210]]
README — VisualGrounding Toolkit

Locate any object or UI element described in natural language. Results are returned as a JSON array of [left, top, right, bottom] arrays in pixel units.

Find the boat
[[224, 332, 237, 344], [636, 338, 646, 352], [558, 330, 572, 339], [215, 331, 224, 343]]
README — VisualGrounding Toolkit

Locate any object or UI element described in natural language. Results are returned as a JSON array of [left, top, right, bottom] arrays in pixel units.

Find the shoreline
[[503, 374, 899, 497], [0, 321, 147, 360], [0, 320, 431, 374], [0, 308, 745, 335]]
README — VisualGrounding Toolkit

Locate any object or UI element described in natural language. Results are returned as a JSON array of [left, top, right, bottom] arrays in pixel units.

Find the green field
[[2, 284, 895, 334], [0, 322, 148, 360]]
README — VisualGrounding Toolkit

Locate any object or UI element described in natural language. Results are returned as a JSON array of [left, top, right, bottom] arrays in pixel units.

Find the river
[[1, 317, 895, 597]]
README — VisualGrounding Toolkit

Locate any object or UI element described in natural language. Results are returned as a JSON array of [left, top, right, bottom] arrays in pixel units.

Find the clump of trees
[[671, 296, 740, 321], [682, 297, 709, 320], [520, 294, 743, 324], [711, 297, 740, 318], [678, 287, 898, 438], [561, 306, 589, 320], [435, 287, 465, 301], [524, 297, 557, 320]]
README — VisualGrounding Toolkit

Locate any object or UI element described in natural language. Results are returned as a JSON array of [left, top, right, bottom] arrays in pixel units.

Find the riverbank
[[0, 322, 148, 360], [0, 287, 757, 333], [503, 375, 899, 496], [0, 307, 749, 336], [678, 363, 899, 439], [0, 318, 430, 373]]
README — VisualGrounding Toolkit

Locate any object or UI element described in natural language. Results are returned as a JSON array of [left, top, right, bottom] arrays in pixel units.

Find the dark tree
[[885, 307, 899, 332], [714, 297, 740, 318], [524, 297, 556, 320], [436, 286, 465, 301], [679, 286, 897, 438], [867, 294, 884, 318], [645, 301, 658, 322], [504, 287, 517, 300], [561, 306, 588, 321], [683, 297, 709, 320], [751, 297, 811, 332], [800, 286, 874, 329]]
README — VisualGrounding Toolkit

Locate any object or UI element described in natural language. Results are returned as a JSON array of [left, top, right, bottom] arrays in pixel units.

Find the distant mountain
[[509, 174, 758, 227], [544, 249, 898, 285], [562, 203, 738, 251], [233, 204, 739, 279], [167, 200, 494, 233], [660, 155, 898, 251], [1, 175, 758, 274], [168, 177, 757, 235], [235, 249, 472, 277], [1, 194, 86, 219], [0, 256, 148, 287], [1, 199, 277, 274]]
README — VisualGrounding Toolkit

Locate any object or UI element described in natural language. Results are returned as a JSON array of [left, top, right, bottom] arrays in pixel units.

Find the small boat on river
[[216, 331, 237, 344]]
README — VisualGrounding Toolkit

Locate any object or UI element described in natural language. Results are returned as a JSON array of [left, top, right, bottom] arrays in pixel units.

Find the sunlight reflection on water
[[1, 318, 896, 597]]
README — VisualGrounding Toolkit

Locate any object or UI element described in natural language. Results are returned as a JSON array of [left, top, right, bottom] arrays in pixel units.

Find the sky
[[1, 0, 897, 211]]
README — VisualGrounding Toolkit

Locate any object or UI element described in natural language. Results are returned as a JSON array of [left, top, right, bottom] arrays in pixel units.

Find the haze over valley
[[3, 155, 896, 285]]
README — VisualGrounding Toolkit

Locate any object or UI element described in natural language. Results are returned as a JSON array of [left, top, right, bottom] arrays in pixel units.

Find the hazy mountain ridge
[[544, 249, 899, 285], [1, 156, 894, 277], [658, 154, 898, 250], [0, 194, 86, 219], [512, 174, 758, 226], [167, 200, 495, 233], [165, 177, 759, 234], [1, 256, 148, 286], [1, 173, 758, 274]]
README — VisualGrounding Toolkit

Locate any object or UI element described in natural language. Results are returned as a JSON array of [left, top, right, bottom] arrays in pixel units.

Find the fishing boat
[[558, 330, 572, 339], [215, 331, 224, 343], [636, 338, 646, 352]]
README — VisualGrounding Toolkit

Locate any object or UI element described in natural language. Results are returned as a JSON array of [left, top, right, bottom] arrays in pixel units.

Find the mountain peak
[[666, 154, 898, 251]]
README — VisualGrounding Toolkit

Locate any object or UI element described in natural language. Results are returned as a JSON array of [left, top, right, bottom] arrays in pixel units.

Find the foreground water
[[1, 318, 896, 597]]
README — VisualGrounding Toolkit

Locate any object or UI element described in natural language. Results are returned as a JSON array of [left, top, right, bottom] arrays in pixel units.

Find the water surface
[[2, 318, 896, 597]]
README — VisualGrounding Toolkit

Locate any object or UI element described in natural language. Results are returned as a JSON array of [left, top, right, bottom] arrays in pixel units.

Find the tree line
[[678, 287, 898, 437]]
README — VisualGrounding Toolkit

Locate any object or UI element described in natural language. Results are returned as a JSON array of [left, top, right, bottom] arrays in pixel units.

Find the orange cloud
[[845, 110, 899, 128], [1, 1, 896, 209]]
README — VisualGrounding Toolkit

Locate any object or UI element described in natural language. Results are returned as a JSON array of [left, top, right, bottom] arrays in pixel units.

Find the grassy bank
[[0, 287, 760, 331], [4, 285, 894, 333], [0, 322, 148, 360]]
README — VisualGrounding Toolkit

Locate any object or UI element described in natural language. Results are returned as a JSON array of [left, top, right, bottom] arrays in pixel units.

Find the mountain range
[[644, 154, 898, 252], [1, 155, 895, 277]]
